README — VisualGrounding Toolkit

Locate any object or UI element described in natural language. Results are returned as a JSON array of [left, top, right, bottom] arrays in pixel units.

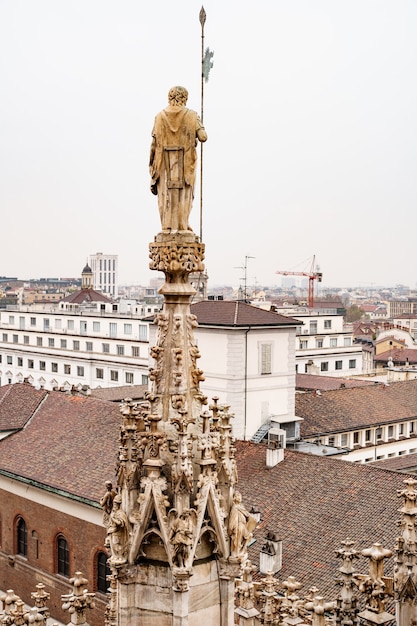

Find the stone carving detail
[[169, 509, 196, 569], [149, 241, 205, 278]]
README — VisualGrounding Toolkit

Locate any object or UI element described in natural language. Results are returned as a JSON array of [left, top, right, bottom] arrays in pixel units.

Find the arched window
[[17, 517, 27, 556], [97, 551, 110, 594], [57, 535, 69, 577]]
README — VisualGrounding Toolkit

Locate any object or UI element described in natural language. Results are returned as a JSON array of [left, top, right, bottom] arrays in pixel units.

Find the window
[[28, 359, 34, 369], [117, 345, 125, 356], [335, 360, 342, 370], [320, 362, 328, 372], [388, 425, 394, 438], [30, 317, 36, 326], [51, 363, 58, 373], [125, 372, 134, 384], [399, 423, 405, 435], [309, 321, 317, 334], [349, 359, 356, 369], [139, 325, 147, 341], [55, 319, 62, 329], [365, 429, 372, 442], [315, 338, 323, 349], [97, 552, 110, 594], [12, 335, 18, 344], [2, 333, 8, 342], [410, 421, 416, 434], [77, 366, 84, 377], [260, 343, 272, 375], [142, 374, 149, 384], [8, 315, 15, 324], [61, 339, 67, 349], [16, 517, 27, 557], [328, 436, 335, 446], [93, 322, 100, 332], [341, 434, 348, 447], [67, 320, 74, 330], [73, 340, 80, 351], [376, 427, 383, 440], [43, 319, 50, 331], [24, 335, 29, 345], [7, 356, 12, 365], [48, 338, 55, 347], [17, 357, 23, 367], [330, 338, 338, 348], [109, 323, 117, 338], [353, 431, 359, 445], [57, 535, 69, 577], [110, 370, 119, 382], [102, 343, 110, 353], [124, 324, 132, 335], [37, 337, 43, 347], [80, 321, 87, 335], [344, 337, 352, 347], [132, 346, 140, 358], [324, 320, 332, 329], [299, 340, 308, 350], [96, 368, 104, 379], [86, 342, 93, 352], [39, 361, 46, 371], [64, 364, 71, 375]]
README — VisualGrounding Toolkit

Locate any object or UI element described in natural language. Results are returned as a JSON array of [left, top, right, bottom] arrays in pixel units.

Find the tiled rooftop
[[236, 441, 409, 596], [90, 384, 148, 402], [370, 453, 417, 472], [375, 348, 417, 364], [191, 300, 299, 327], [0, 383, 48, 431], [296, 373, 375, 392], [296, 379, 417, 436]]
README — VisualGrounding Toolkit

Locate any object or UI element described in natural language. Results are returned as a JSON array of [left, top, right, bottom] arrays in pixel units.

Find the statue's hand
[[150, 183, 158, 195]]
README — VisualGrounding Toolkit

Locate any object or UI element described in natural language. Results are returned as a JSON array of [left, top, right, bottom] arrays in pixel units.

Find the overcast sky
[[1, 1, 416, 290]]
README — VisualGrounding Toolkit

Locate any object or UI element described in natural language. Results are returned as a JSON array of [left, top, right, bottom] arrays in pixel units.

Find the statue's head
[[168, 86, 188, 107]]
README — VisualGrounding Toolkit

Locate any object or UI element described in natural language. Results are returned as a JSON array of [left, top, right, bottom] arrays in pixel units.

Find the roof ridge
[[233, 300, 239, 325]]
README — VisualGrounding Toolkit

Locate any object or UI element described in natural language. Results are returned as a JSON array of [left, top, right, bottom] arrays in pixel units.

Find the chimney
[[266, 428, 286, 468], [259, 531, 282, 574]]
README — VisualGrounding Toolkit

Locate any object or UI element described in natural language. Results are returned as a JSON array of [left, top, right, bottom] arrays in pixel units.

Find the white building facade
[[187, 301, 299, 441], [0, 305, 152, 390]]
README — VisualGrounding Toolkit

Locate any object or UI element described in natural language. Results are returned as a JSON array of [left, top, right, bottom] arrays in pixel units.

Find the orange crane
[[276, 256, 323, 308]]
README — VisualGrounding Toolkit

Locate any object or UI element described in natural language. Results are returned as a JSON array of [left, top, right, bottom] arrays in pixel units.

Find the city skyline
[[1, 1, 416, 289]]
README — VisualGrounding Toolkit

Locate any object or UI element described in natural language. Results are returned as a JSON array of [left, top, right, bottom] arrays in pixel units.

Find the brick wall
[[0, 488, 108, 626]]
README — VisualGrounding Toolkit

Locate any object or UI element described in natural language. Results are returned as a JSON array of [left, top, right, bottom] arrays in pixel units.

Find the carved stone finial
[[61, 573, 95, 626]]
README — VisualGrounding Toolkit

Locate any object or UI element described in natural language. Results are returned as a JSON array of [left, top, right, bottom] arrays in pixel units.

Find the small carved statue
[[108, 495, 129, 565], [100, 481, 116, 527], [228, 491, 257, 557], [170, 510, 194, 569], [150, 86, 207, 232]]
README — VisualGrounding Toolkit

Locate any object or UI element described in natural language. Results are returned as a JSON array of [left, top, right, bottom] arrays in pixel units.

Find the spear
[[199, 6, 214, 242]]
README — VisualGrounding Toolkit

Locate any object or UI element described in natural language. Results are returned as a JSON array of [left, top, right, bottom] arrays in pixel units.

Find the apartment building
[[89, 252, 118, 298], [0, 305, 152, 390], [285, 310, 363, 377]]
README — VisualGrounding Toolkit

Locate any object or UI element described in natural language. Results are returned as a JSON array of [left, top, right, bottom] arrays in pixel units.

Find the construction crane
[[276, 256, 323, 308]]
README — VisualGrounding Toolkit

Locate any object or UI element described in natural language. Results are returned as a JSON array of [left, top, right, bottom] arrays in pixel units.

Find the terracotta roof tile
[[370, 453, 417, 472], [296, 379, 417, 436], [296, 373, 375, 391], [236, 441, 409, 596], [375, 348, 417, 364], [0, 388, 120, 502], [91, 384, 148, 402], [0, 383, 48, 431], [191, 300, 299, 327]]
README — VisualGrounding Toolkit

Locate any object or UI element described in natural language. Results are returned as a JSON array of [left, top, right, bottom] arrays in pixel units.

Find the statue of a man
[[149, 86, 207, 232], [228, 491, 257, 557], [108, 495, 129, 565]]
